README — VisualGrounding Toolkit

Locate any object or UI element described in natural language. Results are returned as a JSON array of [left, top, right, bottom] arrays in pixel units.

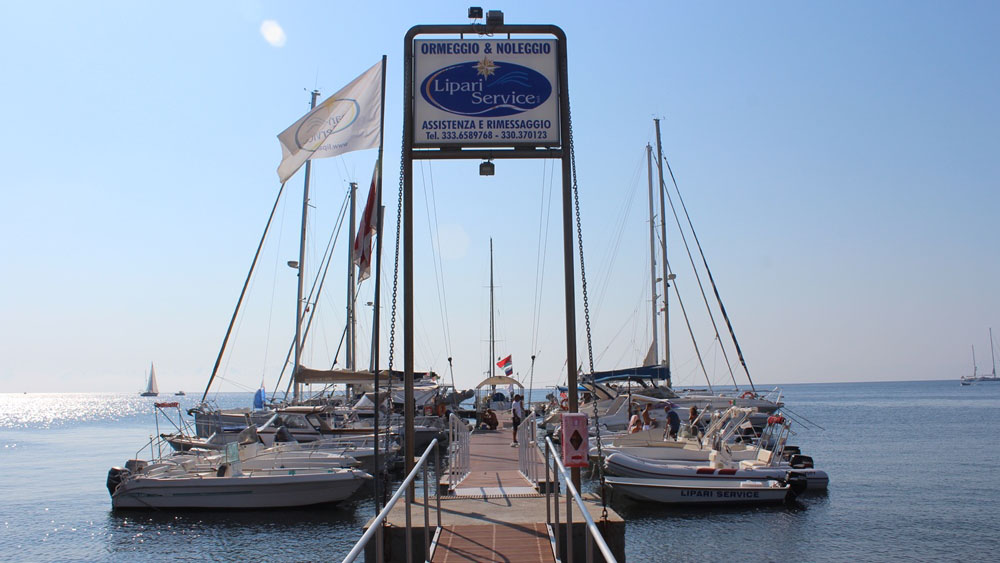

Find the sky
[[1, 1, 998, 394]]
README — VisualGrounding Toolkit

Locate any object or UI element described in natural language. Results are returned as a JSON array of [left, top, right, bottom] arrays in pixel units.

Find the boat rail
[[342, 438, 442, 563], [543, 436, 618, 563], [447, 413, 470, 490]]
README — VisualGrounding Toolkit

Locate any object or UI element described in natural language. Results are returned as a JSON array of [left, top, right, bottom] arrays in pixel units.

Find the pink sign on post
[[561, 413, 589, 468]]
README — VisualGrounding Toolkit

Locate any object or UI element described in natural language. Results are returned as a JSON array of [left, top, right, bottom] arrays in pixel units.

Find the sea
[[1, 380, 998, 562]]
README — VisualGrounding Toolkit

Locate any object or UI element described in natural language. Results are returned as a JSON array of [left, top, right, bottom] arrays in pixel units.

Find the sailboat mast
[[490, 238, 495, 378], [347, 182, 357, 372], [972, 345, 977, 377], [991, 328, 996, 377], [646, 144, 659, 365], [654, 119, 671, 381], [293, 89, 320, 403]]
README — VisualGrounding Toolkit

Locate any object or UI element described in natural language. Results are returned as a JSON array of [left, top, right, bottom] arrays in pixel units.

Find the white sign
[[413, 39, 560, 147]]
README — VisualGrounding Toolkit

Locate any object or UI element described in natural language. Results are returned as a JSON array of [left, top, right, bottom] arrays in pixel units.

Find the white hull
[[606, 476, 790, 505], [112, 468, 370, 509], [605, 452, 829, 490]]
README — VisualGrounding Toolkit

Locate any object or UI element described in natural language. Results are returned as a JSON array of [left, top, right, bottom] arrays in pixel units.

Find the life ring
[[740, 391, 755, 399], [560, 399, 569, 410]]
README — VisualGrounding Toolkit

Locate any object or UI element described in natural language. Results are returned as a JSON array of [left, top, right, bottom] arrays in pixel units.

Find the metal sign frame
[[401, 22, 581, 487]]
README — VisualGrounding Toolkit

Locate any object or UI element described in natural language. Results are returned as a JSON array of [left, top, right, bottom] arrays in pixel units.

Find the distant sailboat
[[975, 328, 998, 382], [141, 363, 159, 397]]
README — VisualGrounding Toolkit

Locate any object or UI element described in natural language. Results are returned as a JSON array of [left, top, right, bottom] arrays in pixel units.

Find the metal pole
[[552, 440, 560, 560], [566, 486, 574, 563], [654, 119, 670, 382], [372, 53, 388, 520], [545, 441, 551, 523], [403, 31, 416, 504], [423, 460, 430, 563], [293, 90, 320, 403], [347, 182, 357, 374], [435, 443, 442, 528], [555, 29, 581, 492], [646, 144, 659, 365]]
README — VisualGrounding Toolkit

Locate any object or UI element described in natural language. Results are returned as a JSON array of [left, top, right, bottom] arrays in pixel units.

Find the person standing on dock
[[511, 394, 525, 446]]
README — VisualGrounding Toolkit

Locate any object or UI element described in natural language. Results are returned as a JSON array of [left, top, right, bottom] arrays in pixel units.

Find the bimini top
[[475, 375, 524, 389]]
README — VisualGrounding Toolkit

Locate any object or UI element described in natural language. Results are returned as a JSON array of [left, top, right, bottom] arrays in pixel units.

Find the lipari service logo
[[420, 57, 552, 117], [293, 98, 362, 152]]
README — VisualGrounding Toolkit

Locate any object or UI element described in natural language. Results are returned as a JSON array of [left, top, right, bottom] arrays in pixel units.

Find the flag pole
[[371, 54, 387, 517]]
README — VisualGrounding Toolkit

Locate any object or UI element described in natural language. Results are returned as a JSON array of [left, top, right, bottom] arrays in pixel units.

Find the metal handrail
[[448, 413, 470, 490], [544, 436, 618, 563], [517, 413, 539, 485], [342, 438, 441, 563]]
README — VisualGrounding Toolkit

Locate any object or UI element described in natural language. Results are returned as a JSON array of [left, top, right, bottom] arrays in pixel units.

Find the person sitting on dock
[[482, 408, 499, 430], [665, 403, 681, 440]]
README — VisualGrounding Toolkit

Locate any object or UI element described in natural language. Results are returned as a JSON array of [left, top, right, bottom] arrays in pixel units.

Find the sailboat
[[975, 328, 998, 382], [140, 362, 159, 397]]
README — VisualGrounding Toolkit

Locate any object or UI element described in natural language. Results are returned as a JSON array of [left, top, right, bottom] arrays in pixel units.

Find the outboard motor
[[106, 467, 129, 496], [789, 454, 814, 469], [780, 445, 801, 461], [124, 459, 147, 473], [782, 471, 809, 501]]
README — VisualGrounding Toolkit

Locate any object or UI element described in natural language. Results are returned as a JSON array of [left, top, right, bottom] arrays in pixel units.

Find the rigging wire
[[589, 152, 646, 325], [200, 182, 288, 403], [419, 160, 454, 368], [530, 159, 557, 362], [272, 187, 351, 400], [666, 262, 713, 392], [662, 153, 757, 392], [655, 153, 740, 390]]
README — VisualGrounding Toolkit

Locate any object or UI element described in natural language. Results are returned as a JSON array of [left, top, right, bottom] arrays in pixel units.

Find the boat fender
[[106, 467, 129, 496], [767, 415, 785, 425], [789, 454, 814, 469]]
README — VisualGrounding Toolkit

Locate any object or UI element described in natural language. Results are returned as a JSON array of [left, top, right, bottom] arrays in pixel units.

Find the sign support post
[[403, 20, 580, 490]]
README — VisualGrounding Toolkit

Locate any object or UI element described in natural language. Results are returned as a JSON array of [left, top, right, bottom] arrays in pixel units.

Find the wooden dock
[[367, 418, 625, 562]]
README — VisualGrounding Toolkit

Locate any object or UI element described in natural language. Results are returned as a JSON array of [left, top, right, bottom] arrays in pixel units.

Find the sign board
[[413, 39, 560, 147], [561, 413, 589, 468]]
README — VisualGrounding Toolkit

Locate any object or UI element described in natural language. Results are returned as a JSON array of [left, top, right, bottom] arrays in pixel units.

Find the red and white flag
[[496, 355, 513, 376], [352, 163, 379, 283]]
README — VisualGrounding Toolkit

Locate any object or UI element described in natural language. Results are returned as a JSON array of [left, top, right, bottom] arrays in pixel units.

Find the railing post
[[435, 440, 442, 529], [544, 440, 551, 523], [566, 483, 573, 563], [423, 460, 430, 563], [553, 440, 560, 561]]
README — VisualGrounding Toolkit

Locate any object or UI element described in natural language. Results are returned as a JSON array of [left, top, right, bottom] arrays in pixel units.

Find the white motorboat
[[593, 406, 761, 462], [606, 476, 800, 505], [107, 439, 372, 509], [108, 464, 370, 509], [604, 452, 829, 490]]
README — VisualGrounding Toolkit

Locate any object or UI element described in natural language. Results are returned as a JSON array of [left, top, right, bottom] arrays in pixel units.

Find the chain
[[566, 94, 608, 521], [388, 135, 404, 373]]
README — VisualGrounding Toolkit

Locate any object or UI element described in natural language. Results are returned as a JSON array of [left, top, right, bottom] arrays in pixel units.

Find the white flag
[[277, 61, 382, 183]]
